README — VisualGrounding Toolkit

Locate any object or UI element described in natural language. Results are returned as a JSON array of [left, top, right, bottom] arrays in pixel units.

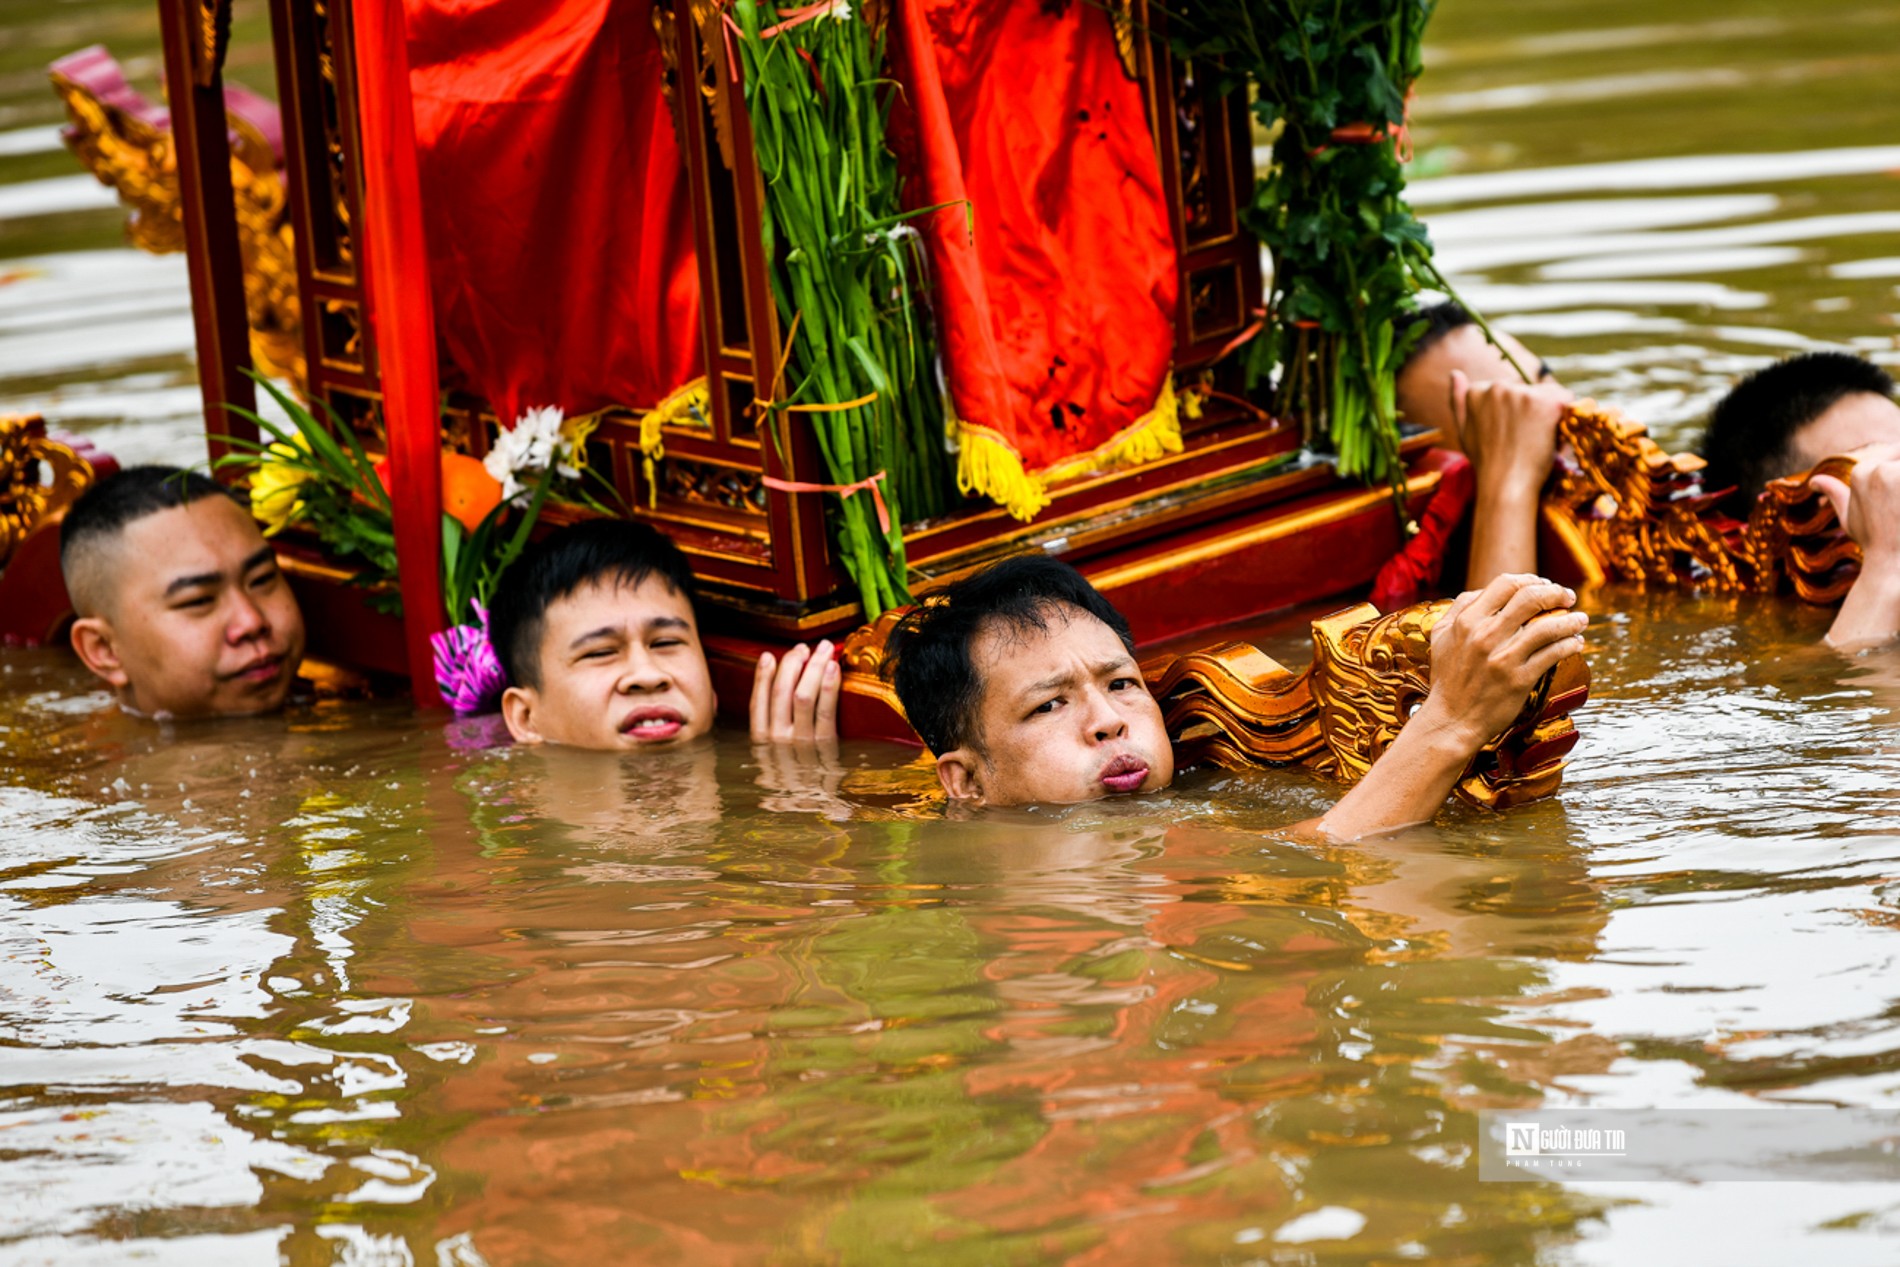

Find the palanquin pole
[[154, 0, 256, 455], [348, 0, 446, 697]]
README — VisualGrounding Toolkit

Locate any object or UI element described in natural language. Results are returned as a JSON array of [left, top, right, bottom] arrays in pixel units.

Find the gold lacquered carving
[[0, 416, 97, 570], [49, 69, 183, 255], [837, 603, 912, 678], [653, 4, 682, 139], [1743, 456, 1860, 603], [1547, 399, 1735, 589], [1108, 0, 1141, 79], [836, 596, 1586, 810], [191, 0, 233, 88], [1546, 400, 1860, 603], [689, 0, 737, 170], [49, 63, 305, 385], [1149, 601, 1586, 810]]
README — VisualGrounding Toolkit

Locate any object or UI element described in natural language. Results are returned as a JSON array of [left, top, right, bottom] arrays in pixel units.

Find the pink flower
[[432, 602, 506, 714]]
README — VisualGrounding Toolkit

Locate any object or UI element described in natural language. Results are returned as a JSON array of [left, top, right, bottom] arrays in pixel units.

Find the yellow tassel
[[947, 375, 1185, 522], [1182, 382, 1205, 422], [636, 377, 711, 508]]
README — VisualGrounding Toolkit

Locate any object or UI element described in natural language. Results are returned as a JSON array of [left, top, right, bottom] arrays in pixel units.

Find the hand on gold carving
[[1814, 459, 1900, 650], [751, 640, 842, 743], [1812, 452, 1900, 553], [1422, 573, 1588, 747]]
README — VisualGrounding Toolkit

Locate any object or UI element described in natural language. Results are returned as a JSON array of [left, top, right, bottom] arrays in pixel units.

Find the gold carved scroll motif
[[1545, 399, 1860, 603], [48, 64, 304, 385], [0, 416, 97, 570], [1148, 601, 1587, 810]]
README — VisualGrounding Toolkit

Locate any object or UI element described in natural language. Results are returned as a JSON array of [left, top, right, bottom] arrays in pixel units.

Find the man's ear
[[500, 685, 544, 744], [70, 617, 131, 691], [935, 748, 984, 803]]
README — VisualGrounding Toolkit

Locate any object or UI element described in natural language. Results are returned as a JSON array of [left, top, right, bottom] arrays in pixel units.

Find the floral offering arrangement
[[219, 377, 599, 711], [1167, 0, 1504, 486], [727, 0, 956, 618]]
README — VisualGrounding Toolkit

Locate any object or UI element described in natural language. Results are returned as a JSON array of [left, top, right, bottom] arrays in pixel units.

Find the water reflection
[[10, 590, 1900, 1258]]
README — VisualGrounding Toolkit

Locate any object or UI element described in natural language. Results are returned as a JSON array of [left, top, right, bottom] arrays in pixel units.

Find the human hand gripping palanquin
[[1140, 590, 1589, 812]]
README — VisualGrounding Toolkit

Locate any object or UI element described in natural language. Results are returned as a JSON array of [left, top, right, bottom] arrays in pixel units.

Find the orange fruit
[[371, 452, 505, 533], [440, 452, 504, 533]]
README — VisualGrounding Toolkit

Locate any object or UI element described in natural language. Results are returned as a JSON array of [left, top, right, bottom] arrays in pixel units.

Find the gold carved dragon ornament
[[0, 416, 97, 570], [48, 59, 304, 385], [1545, 399, 1860, 603]]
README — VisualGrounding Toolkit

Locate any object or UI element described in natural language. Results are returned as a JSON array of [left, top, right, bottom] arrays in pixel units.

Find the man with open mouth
[[886, 555, 1587, 839], [489, 519, 839, 751]]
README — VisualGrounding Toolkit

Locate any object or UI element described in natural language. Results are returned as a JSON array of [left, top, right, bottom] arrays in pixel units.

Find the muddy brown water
[[6, 0, 1900, 1262]]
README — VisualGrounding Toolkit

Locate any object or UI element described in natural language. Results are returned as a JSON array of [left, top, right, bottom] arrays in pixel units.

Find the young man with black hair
[[1395, 302, 1575, 587], [1691, 353, 1900, 650], [59, 465, 306, 719], [488, 518, 838, 749], [1698, 352, 1900, 506], [887, 555, 1587, 837]]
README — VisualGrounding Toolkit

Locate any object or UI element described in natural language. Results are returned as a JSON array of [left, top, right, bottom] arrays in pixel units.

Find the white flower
[[825, 0, 851, 19], [484, 405, 570, 501]]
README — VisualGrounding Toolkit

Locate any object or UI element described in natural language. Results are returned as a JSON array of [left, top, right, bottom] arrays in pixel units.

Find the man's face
[[1787, 391, 1900, 474], [937, 606, 1174, 807], [1396, 324, 1572, 450], [500, 575, 717, 750], [70, 497, 306, 718]]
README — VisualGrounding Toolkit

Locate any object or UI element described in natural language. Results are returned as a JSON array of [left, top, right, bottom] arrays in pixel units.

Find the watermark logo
[[1482, 1108, 1900, 1182], [1497, 1120, 1627, 1170]]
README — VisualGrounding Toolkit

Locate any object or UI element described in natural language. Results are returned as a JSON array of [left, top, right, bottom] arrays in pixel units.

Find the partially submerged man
[[1395, 302, 1575, 588], [1697, 353, 1900, 651], [886, 555, 1587, 838], [1698, 352, 1900, 505], [59, 465, 306, 719], [488, 519, 840, 749]]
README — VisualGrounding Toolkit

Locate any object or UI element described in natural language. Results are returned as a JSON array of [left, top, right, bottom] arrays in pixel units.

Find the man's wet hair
[[488, 518, 699, 690], [1397, 301, 1475, 369], [1699, 352, 1897, 503], [886, 555, 1136, 755], [60, 466, 244, 615]]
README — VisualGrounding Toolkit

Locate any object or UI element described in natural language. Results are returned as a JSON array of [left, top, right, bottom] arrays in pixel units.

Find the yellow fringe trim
[[635, 376, 711, 507], [947, 374, 1187, 522]]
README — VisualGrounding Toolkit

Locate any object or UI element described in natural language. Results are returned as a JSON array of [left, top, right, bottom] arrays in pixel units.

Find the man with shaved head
[[60, 466, 306, 719]]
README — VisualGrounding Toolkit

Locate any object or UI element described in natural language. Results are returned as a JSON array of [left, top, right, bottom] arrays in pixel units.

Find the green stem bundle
[[1166, 0, 1437, 490], [728, 1, 953, 618]]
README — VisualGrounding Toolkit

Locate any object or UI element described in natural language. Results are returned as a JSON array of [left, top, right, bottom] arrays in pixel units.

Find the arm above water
[[1814, 460, 1900, 652], [1290, 573, 1589, 842], [1456, 372, 1568, 589]]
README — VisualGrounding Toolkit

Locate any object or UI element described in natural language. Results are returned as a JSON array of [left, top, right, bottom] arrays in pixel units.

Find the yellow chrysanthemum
[[251, 434, 314, 536]]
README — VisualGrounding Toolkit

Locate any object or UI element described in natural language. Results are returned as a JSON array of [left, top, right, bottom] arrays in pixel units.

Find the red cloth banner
[[354, 0, 446, 700], [404, 0, 704, 426], [893, 0, 1181, 519]]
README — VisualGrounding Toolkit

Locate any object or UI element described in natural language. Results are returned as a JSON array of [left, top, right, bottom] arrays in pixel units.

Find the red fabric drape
[[1369, 448, 1473, 611], [355, 0, 446, 698], [405, 0, 703, 426], [892, 0, 1179, 501]]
